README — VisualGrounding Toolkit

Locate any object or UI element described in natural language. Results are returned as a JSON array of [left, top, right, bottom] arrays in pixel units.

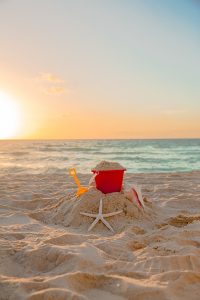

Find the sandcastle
[[67, 161, 145, 233], [30, 161, 146, 234]]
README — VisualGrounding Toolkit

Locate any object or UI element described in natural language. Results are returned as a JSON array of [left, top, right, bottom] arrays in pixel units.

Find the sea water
[[0, 139, 200, 175]]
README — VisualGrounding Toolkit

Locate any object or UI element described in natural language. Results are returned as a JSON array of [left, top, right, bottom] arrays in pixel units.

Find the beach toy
[[125, 184, 145, 209], [91, 168, 126, 194], [68, 168, 88, 197]]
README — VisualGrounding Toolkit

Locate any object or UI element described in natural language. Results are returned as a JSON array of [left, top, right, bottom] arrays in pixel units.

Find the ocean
[[0, 139, 200, 175]]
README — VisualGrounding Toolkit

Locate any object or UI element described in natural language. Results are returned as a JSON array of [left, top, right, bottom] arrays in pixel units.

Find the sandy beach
[[1, 0, 200, 298], [0, 171, 200, 300]]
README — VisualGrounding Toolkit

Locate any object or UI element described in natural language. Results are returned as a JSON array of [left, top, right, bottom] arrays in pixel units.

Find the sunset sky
[[0, 0, 199, 139]]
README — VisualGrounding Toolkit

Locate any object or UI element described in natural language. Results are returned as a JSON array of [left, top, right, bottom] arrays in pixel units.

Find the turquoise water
[[0, 139, 200, 175]]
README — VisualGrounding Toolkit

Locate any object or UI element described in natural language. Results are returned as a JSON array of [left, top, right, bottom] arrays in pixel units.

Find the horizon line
[[1, 137, 200, 141]]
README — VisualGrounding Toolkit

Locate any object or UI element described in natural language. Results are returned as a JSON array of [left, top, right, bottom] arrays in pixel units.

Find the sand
[[0, 171, 200, 299], [92, 161, 125, 171]]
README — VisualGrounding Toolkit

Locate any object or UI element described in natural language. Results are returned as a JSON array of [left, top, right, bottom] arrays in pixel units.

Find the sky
[[0, 0, 199, 139]]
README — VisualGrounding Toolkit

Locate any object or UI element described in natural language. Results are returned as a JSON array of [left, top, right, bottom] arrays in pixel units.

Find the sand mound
[[92, 160, 125, 171], [168, 214, 200, 227], [30, 188, 148, 233]]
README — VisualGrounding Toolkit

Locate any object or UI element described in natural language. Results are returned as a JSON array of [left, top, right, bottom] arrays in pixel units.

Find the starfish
[[80, 198, 123, 232]]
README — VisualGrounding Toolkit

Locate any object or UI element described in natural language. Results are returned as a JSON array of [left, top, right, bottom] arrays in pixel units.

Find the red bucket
[[91, 168, 126, 194]]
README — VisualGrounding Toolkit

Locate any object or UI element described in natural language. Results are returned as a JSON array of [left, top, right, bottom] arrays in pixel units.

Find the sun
[[0, 91, 21, 139]]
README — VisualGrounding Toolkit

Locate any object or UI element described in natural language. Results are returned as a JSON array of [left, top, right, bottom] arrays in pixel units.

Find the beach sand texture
[[0, 171, 200, 300]]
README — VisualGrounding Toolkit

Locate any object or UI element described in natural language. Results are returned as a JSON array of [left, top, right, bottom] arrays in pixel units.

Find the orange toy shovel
[[68, 168, 88, 197]]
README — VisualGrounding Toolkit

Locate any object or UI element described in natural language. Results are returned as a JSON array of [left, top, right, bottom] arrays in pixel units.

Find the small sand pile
[[30, 188, 146, 233], [93, 160, 125, 171]]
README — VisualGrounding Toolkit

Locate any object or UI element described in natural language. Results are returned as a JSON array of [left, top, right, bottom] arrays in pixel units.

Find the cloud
[[43, 86, 66, 95], [32, 72, 67, 96], [37, 73, 64, 83]]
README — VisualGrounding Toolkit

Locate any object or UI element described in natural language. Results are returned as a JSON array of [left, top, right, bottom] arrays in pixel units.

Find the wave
[[1, 139, 200, 175], [111, 156, 183, 163], [5, 151, 30, 156]]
